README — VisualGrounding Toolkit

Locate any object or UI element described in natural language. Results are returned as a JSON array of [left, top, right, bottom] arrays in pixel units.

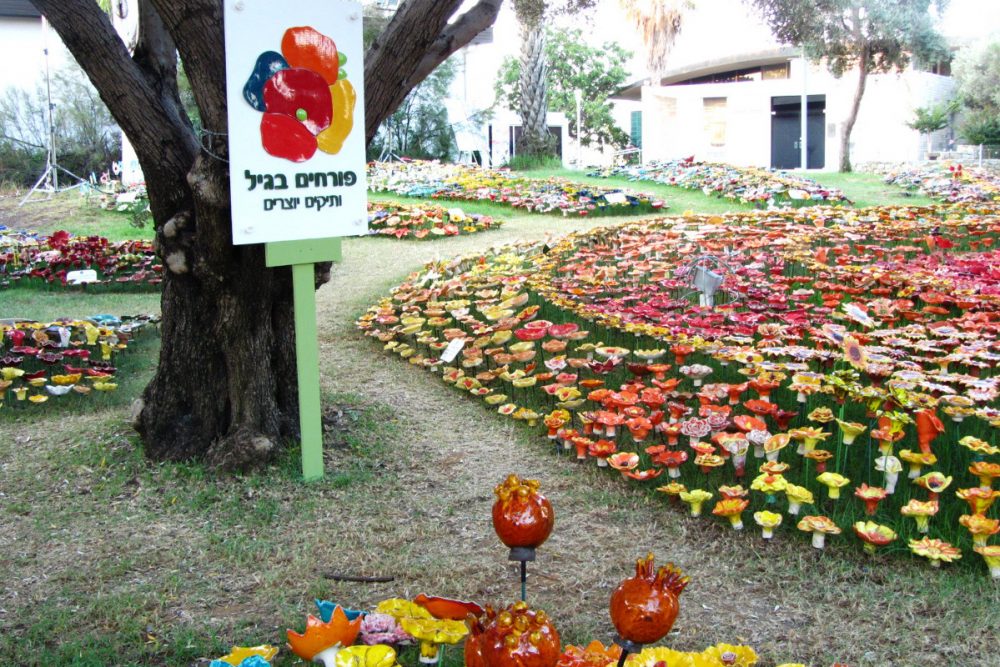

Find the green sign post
[[265, 237, 342, 480], [225, 1, 367, 480]]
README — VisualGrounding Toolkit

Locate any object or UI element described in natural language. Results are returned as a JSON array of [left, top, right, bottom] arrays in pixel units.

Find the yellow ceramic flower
[[215, 645, 279, 666], [335, 644, 398, 667], [701, 643, 758, 667], [816, 472, 850, 499], [753, 511, 783, 539], [680, 489, 713, 517]]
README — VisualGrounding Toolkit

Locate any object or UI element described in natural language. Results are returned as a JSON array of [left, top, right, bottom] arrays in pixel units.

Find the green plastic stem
[[265, 238, 342, 481], [292, 261, 323, 481]]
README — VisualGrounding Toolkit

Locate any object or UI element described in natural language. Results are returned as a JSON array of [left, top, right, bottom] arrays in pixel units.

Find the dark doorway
[[770, 95, 825, 169]]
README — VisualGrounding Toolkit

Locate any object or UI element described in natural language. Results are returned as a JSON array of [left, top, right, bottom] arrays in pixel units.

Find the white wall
[[640, 57, 956, 169], [0, 17, 69, 95]]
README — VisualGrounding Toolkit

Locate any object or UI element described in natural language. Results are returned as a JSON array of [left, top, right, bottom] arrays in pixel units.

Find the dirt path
[[312, 218, 999, 667]]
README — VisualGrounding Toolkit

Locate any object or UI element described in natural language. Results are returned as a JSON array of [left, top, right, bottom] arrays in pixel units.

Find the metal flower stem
[[520, 560, 527, 602], [614, 638, 641, 667]]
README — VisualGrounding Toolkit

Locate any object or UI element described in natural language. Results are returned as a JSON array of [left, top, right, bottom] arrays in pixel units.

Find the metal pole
[[520, 560, 527, 602], [800, 47, 808, 170], [42, 16, 57, 190], [574, 89, 582, 169]]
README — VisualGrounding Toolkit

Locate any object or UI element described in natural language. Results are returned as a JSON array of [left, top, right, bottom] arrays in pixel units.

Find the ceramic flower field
[[587, 157, 850, 207], [872, 162, 1000, 203], [368, 201, 502, 239], [359, 201, 1000, 575], [204, 476, 824, 667], [208, 599, 772, 667], [0, 315, 158, 412], [0, 227, 160, 290], [367, 160, 667, 217]]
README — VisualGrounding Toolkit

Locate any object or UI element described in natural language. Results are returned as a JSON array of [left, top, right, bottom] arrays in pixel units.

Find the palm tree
[[513, 0, 552, 159], [619, 0, 690, 79]]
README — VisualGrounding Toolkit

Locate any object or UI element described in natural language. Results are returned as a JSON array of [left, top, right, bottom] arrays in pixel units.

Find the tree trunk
[[35, 0, 503, 471], [839, 55, 868, 173], [517, 20, 552, 158]]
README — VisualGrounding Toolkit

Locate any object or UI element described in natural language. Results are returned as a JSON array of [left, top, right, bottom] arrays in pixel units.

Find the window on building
[[703, 97, 727, 147], [762, 63, 790, 80], [630, 110, 642, 148], [671, 62, 791, 85]]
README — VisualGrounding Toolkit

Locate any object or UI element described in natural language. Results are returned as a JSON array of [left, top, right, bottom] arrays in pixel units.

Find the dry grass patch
[[2, 211, 998, 666]]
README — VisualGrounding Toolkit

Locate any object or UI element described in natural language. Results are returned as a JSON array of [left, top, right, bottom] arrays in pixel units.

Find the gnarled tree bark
[[34, 0, 501, 471]]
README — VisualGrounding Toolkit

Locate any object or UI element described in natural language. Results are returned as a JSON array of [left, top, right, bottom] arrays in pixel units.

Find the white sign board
[[224, 0, 367, 245]]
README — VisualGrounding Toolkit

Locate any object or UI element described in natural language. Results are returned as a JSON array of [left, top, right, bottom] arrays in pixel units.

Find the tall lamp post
[[800, 47, 808, 170], [574, 88, 582, 169]]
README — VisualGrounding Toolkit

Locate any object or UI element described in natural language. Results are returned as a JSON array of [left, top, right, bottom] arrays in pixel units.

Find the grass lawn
[[801, 171, 936, 208], [2, 182, 997, 666], [2, 289, 160, 323], [522, 167, 761, 214], [0, 189, 154, 241]]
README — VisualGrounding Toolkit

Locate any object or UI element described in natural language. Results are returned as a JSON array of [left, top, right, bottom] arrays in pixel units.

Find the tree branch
[[149, 0, 228, 138], [363, 0, 500, 144], [133, 1, 195, 142], [409, 0, 503, 85]]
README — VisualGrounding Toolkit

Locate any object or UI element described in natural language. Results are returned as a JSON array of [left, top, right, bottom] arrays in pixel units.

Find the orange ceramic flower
[[853, 521, 897, 555], [959, 514, 1000, 547], [854, 484, 888, 515], [712, 497, 750, 529], [909, 537, 962, 568], [286, 607, 362, 661], [969, 461, 1000, 489], [556, 640, 622, 667], [609, 553, 689, 644], [492, 475, 555, 550], [955, 487, 998, 515], [413, 593, 484, 620], [914, 409, 944, 454]]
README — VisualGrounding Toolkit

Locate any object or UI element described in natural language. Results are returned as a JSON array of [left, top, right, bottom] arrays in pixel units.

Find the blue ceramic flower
[[315, 599, 365, 623]]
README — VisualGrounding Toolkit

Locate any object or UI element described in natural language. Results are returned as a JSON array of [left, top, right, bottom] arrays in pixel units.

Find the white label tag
[[604, 192, 627, 204], [439, 337, 466, 363]]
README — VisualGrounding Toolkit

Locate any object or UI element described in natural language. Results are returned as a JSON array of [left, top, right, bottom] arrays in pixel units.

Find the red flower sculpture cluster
[[589, 156, 851, 206], [243, 26, 356, 162], [1, 229, 159, 290], [359, 202, 1000, 574], [1, 316, 158, 410]]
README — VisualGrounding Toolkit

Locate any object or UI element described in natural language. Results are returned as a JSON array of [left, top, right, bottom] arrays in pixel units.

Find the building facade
[[613, 0, 959, 170]]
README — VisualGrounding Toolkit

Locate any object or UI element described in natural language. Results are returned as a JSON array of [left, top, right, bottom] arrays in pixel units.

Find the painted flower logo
[[243, 26, 356, 163]]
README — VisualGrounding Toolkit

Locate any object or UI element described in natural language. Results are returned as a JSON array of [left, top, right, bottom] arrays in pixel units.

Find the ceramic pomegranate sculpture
[[492, 475, 555, 559], [465, 601, 561, 667], [609, 553, 689, 645]]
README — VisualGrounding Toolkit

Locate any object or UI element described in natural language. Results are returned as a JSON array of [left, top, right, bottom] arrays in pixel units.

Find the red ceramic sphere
[[468, 602, 561, 667], [492, 475, 554, 549], [609, 554, 688, 644]]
